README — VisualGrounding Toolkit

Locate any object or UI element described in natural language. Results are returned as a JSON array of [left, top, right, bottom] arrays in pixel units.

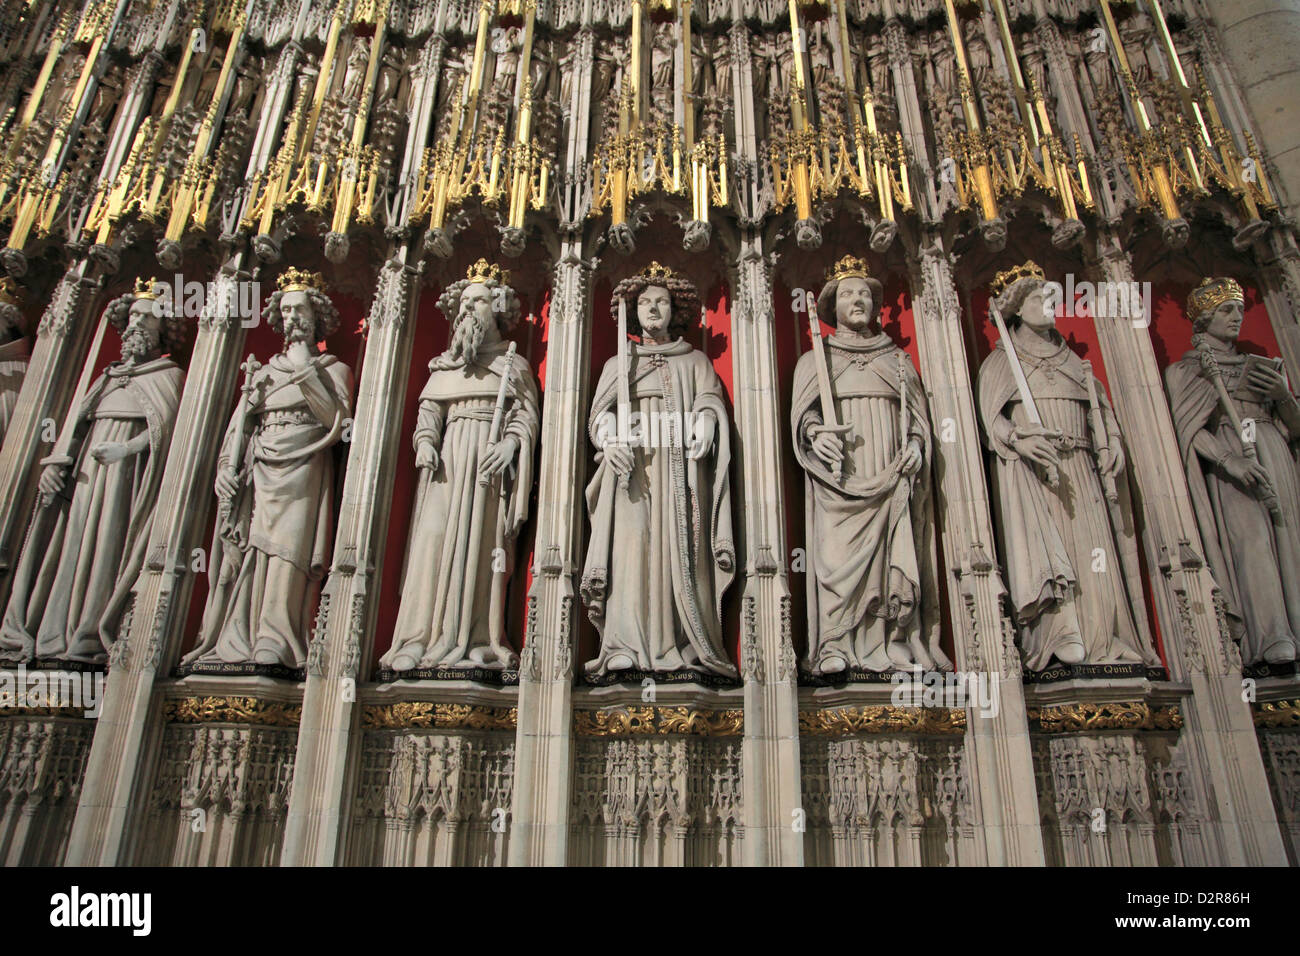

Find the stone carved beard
[[281, 308, 317, 346], [449, 308, 492, 365], [120, 325, 160, 363]]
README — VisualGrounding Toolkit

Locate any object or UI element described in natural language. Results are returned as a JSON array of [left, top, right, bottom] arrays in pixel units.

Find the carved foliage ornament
[[574, 706, 744, 737], [798, 706, 967, 737], [163, 696, 303, 728], [361, 703, 518, 731], [1028, 701, 1183, 734]]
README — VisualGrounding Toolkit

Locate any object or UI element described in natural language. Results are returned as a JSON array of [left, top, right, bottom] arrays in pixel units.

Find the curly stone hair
[[436, 276, 522, 334], [104, 291, 189, 356], [816, 275, 885, 326], [262, 287, 341, 341], [609, 272, 700, 338]]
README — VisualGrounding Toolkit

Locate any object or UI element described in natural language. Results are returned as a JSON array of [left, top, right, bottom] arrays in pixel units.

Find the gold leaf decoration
[[1253, 699, 1300, 729], [574, 706, 744, 737], [361, 703, 518, 731], [164, 696, 302, 728], [798, 706, 967, 737], [1027, 701, 1182, 734]]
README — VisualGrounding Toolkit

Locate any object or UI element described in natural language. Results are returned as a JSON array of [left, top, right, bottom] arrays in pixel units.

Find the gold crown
[[640, 261, 679, 285], [0, 277, 24, 308], [991, 260, 1046, 298], [278, 268, 326, 294], [133, 276, 162, 300], [466, 258, 508, 285], [1187, 276, 1244, 319], [825, 255, 871, 284]]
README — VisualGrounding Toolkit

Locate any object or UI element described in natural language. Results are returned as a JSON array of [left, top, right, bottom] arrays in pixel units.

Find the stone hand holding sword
[[805, 292, 920, 484], [987, 297, 1126, 494]]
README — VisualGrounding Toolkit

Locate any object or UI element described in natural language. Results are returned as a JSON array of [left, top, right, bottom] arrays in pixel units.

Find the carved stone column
[[509, 247, 589, 866], [1085, 234, 1288, 864], [721, 3, 800, 866], [731, 240, 802, 867], [908, 239, 1045, 866], [281, 250, 417, 866], [64, 262, 255, 865], [0, 263, 103, 590], [508, 9, 599, 866]]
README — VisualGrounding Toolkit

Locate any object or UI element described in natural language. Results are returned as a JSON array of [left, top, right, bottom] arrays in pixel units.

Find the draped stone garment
[[0, 336, 30, 439], [381, 340, 540, 670], [1166, 348, 1300, 664], [581, 339, 738, 677], [0, 357, 182, 662], [978, 338, 1157, 670], [188, 353, 352, 669], [790, 334, 949, 673]]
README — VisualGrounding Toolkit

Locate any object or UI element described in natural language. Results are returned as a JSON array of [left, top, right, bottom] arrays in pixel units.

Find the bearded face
[[449, 282, 496, 363], [121, 300, 162, 363], [279, 290, 318, 344]]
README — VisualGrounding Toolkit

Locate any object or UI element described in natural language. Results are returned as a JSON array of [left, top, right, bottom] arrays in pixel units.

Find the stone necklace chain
[[1015, 343, 1072, 383]]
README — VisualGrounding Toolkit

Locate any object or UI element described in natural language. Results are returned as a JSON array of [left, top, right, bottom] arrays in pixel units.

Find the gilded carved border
[[361, 702, 518, 731], [574, 706, 744, 736], [163, 696, 303, 728], [797, 706, 967, 736], [1252, 699, 1300, 729], [1027, 701, 1182, 734]]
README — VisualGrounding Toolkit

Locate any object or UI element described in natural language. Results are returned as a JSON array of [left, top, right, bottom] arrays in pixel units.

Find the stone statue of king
[[0, 278, 185, 663], [380, 258, 540, 672], [791, 256, 948, 675], [581, 261, 738, 678], [184, 268, 353, 671]]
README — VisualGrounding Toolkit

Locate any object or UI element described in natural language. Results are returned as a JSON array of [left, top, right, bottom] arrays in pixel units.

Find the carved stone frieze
[[575, 706, 744, 737]]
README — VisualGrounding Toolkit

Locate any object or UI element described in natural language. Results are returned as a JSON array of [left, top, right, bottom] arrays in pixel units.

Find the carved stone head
[[816, 255, 883, 329], [991, 260, 1053, 332], [263, 269, 340, 344], [1187, 276, 1245, 343], [610, 261, 700, 341], [104, 279, 186, 359], [437, 259, 522, 363]]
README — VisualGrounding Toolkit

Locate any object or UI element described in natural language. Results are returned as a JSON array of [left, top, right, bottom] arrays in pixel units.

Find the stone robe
[[581, 339, 738, 677], [978, 338, 1157, 670], [791, 334, 948, 673], [187, 353, 352, 669], [0, 336, 30, 439], [0, 357, 182, 662], [381, 340, 540, 670], [1166, 348, 1300, 664]]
